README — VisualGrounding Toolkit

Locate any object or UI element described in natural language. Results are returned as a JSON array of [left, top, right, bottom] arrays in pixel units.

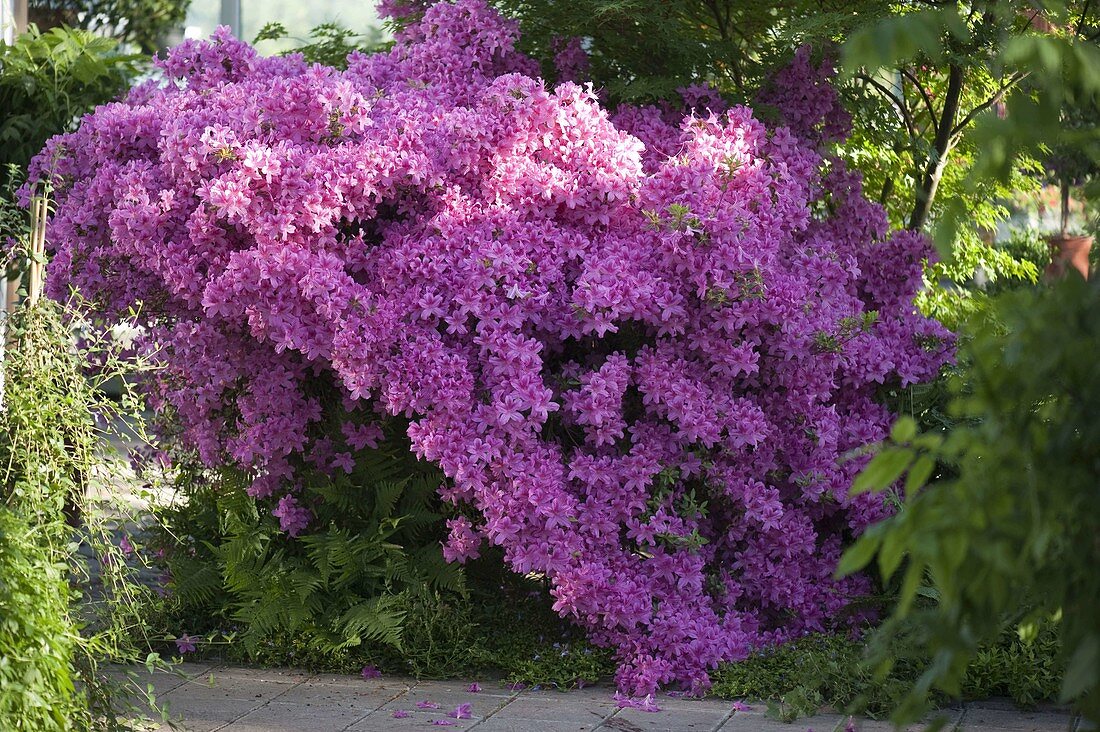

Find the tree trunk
[[909, 64, 964, 231], [1060, 178, 1070, 237]]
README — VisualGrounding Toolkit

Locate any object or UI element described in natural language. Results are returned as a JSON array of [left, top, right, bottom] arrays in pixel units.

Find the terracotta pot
[[1044, 234, 1093, 281]]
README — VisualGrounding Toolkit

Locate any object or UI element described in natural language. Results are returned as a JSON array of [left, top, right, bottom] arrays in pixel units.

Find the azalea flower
[[119, 536, 134, 556], [430, 721, 456, 727], [174, 634, 197, 654], [416, 701, 441, 709], [360, 665, 381, 679], [448, 703, 472, 719], [391, 710, 410, 719], [731, 701, 752, 712], [614, 692, 660, 713], [466, 683, 481, 693], [35, 0, 953, 698]]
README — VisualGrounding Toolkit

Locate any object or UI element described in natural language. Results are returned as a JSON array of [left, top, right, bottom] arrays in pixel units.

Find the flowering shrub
[[31, 0, 951, 694]]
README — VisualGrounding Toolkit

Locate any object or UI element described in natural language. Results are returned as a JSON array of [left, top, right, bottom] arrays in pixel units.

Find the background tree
[[27, 0, 190, 53]]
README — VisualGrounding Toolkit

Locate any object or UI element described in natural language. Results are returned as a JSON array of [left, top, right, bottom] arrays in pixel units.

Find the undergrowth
[[142, 539, 1062, 717], [710, 624, 1061, 721]]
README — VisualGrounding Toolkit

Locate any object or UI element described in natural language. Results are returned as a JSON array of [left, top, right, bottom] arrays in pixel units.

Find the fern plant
[[155, 404, 463, 658]]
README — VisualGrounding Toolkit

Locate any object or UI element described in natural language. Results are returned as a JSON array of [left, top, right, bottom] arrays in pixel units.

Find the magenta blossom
[[448, 703, 473, 719], [392, 710, 410, 719], [118, 536, 134, 556], [271, 494, 311, 537], [360, 665, 381, 679], [466, 683, 481, 693], [614, 692, 660, 713], [416, 701, 441, 709], [174, 634, 198, 654]]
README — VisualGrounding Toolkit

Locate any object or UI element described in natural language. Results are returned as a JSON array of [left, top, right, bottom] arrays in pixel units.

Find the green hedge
[[0, 508, 82, 729]]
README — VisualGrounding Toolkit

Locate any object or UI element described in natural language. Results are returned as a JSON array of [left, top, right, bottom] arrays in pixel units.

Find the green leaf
[[835, 534, 882, 578], [1061, 635, 1099, 701], [842, 9, 968, 73], [904, 455, 936, 497], [891, 416, 917, 443], [877, 525, 909, 582], [931, 198, 967, 261], [896, 561, 925, 616], [851, 448, 914, 495]]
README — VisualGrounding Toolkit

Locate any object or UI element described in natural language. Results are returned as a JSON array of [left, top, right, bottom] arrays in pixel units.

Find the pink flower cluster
[[31, 0, 951, 694]]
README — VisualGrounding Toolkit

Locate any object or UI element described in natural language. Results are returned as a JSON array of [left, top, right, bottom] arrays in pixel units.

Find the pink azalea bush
[[30, 0, 951, 694]]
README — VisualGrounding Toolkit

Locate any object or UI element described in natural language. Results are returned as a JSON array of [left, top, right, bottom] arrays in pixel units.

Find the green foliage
[[843, 2, 1100, 259], [1, 295, 170, 730], [1, 164, 27, 273], [155, 420, 463, 658], [494, 0, 873, 101], [0, 26, 138, 171], [252, 22, 388, 70], [144, 544, 616, 689], [962, 625, 1063, 707], [352, 557, 614, 687], [916, 228, 1041, 329], [0, 506, 82, 729], [27, 0, 191, 53], [710, 625, 1061, 722], [712, 634, 918, 721], [837, 3, 1068, 324], [985, 227, 1052, 298], [840, 275, 1100, 724]]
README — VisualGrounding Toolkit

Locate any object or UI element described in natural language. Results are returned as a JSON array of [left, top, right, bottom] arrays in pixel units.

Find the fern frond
[[332, 595, 406, 650], [168, 556, 223, 605]]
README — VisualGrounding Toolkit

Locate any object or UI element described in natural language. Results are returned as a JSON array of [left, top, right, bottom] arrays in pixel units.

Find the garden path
[[114, 662, 1087, 732]]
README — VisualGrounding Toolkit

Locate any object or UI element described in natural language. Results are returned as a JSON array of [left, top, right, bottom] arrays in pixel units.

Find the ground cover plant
[[32, 0, 952, 695]]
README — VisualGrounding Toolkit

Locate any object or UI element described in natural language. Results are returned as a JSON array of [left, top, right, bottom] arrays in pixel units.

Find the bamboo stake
[[0, 189, 48, 410], [28, 194, 46, 306]]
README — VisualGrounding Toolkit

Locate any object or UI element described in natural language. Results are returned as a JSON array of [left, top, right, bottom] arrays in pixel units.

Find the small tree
[[1041, 101, 1100, 277]]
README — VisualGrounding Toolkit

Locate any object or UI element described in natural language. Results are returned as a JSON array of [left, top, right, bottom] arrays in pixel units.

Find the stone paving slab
[[498, 693, 617, 723], [115, 664, 1086, 732], [956, 706, 1079, 731], [222, 700, 371, 732], [605, 705, 732, 731]]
